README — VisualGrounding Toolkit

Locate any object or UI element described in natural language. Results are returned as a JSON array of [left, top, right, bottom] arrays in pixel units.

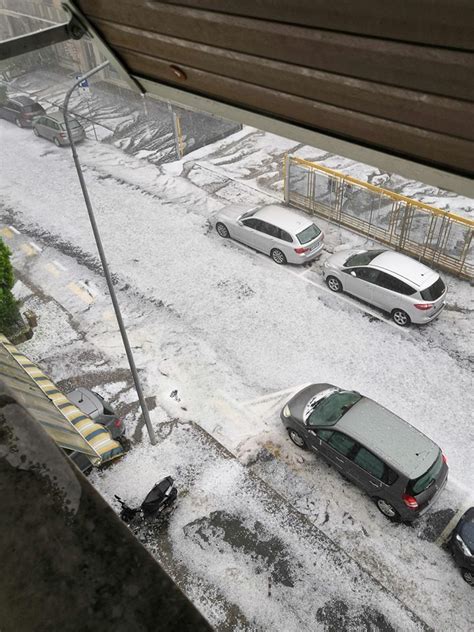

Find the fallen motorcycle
[[114, 476, 178, 523]]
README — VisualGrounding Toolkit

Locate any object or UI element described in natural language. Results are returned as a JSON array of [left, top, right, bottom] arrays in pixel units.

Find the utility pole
[[63, 62, 156, 445]]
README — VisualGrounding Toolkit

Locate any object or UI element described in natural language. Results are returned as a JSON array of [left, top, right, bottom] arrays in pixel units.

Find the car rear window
[[60, 120, 81, 130], [421, 277, 445, 301], [407, 450, 443, 495], [23, 103, 43, 112], [344, 250, 386, 267], [296, 223, 321, 244]]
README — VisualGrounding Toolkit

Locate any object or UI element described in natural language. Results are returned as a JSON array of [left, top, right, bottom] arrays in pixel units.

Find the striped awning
[[0, 334, 124, 466]]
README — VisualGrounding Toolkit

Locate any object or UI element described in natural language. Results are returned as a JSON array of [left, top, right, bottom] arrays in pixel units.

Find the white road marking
[[53, 260, 68, 271], [21, 243, 37, 256], [0, 227, 14, 239], [67, 282, 94, 305], [8, 225, 20, 234], [78, 280, 99, 297], [229, 240, 405, 333], [29, 241, 42, 253], [435, 502, 473, 546], [45, 262, 60, 277]]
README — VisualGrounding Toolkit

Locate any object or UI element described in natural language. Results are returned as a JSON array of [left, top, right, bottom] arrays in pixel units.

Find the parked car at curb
[[32, 111, 85, 146], [322, 249, 447, 326], [215, 203, 324, 265], [67, 387, 125, 441], [0, 95, 45, 128], [449, 507, 474, 586], [62, 387, 126, 474], [281, 383, 448, 522]]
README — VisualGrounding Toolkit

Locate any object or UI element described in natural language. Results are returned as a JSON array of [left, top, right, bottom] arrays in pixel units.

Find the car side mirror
[[350, 271, 357, 277]]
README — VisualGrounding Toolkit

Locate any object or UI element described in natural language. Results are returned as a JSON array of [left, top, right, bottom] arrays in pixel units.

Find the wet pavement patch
[[184, 510, 301, 587], [417, 508, 456, 542], [316, 599, 399, 632]]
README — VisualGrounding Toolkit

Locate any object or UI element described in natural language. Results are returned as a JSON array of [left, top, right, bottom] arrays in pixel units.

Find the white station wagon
[[215, 203, 324, 265]]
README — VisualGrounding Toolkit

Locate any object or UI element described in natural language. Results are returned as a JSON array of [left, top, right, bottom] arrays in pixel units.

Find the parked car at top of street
[[32, 111, 86, 146], [449, 507, 474, 586], [63, 387, 126, 474], [66, 386, 125, 441], [281, 383, 448, 522], [322, 249, 447, 326], [0, 95, 46, 128], [215, 203, 324, 265]]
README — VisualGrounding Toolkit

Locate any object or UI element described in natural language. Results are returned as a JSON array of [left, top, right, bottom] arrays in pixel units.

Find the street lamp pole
[[63, 61, 157, 445]]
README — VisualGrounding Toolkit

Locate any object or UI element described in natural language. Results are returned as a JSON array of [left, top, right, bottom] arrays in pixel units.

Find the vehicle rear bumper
[[411, 300, 446, 324]]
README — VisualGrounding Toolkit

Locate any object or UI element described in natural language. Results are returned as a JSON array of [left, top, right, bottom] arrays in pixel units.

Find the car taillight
[[59, 132, 67, 138], [402, 493, 419, 509], [414, 303, 433, 310], [294, 247, 310, 254], [442, 453, 448, 464], [114, 419, 122, 428]]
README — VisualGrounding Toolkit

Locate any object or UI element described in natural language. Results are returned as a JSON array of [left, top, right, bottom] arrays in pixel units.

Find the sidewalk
[[90, 421, 432, 632]]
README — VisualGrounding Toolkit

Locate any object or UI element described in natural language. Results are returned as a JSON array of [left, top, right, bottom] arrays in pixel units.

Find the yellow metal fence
[[284, 156, 473, 280]]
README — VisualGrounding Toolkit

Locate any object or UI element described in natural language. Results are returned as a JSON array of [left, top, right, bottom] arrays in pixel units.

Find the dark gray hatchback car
[[281, 384, 448, 522]]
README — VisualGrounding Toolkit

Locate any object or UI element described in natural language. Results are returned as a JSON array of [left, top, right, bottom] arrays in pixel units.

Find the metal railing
[[284, 156, 473, 280]]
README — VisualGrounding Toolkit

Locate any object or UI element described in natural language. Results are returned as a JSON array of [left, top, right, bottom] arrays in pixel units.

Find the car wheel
[[271, 248, 287, 265], [216, 222, 230, 238], [53, 137, 61, 147], [392, 309, 411, 327], [462, 569, 474, 586], [326, 275, 343, 292], [15, 118, 23, 128], [288, 429, 307, 449], [33, 127, 40, 137], [375, 498, 400, 521]]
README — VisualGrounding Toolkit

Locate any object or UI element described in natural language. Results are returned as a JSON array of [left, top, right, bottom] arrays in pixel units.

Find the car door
[[239, 217, 262, 248], [256, 220, 283, 254], [3, 100, 18, 122], [308, 429, 357, 474], [347, 445, 394, 495], [48, 120, 61, 142], [34, 116, 46, 136], [342, 266, 380, 304], [251, 220, 278, 254], [370, 271, 415, 312], [38, 117, 52, 139]]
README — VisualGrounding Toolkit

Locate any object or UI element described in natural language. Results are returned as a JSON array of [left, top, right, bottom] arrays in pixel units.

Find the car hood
[[216, 204, 254, 223], [325, 249, 361, 269], [285, 383, 337, 421]]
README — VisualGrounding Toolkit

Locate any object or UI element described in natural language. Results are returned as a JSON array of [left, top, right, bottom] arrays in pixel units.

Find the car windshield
[[407, 451, 443, 495], [306, 390, 361, 427], [239, 209, 256, 221], [421, 277, 445, 301], [297, 223, 321, 244], [344, 250, 386, 267], [23, 103, 42, 112], [460, 521, 474, 552], [60, 120, 81, 130]]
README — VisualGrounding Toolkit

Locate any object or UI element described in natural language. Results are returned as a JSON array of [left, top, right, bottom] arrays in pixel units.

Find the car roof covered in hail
[[335, 397, 440, 479], [370, 251, 439, 289], [338, 397, 440, 479], [252, 204, 312, 233]]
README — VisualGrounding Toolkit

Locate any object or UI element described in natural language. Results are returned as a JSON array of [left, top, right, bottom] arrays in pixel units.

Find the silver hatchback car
[[323, 249, 447, 325], [32, 111, 86, 146], [215, 204, 324, 265]]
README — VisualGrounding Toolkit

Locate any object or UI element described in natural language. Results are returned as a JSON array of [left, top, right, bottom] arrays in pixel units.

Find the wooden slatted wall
[[75, 0, 474, 180]]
